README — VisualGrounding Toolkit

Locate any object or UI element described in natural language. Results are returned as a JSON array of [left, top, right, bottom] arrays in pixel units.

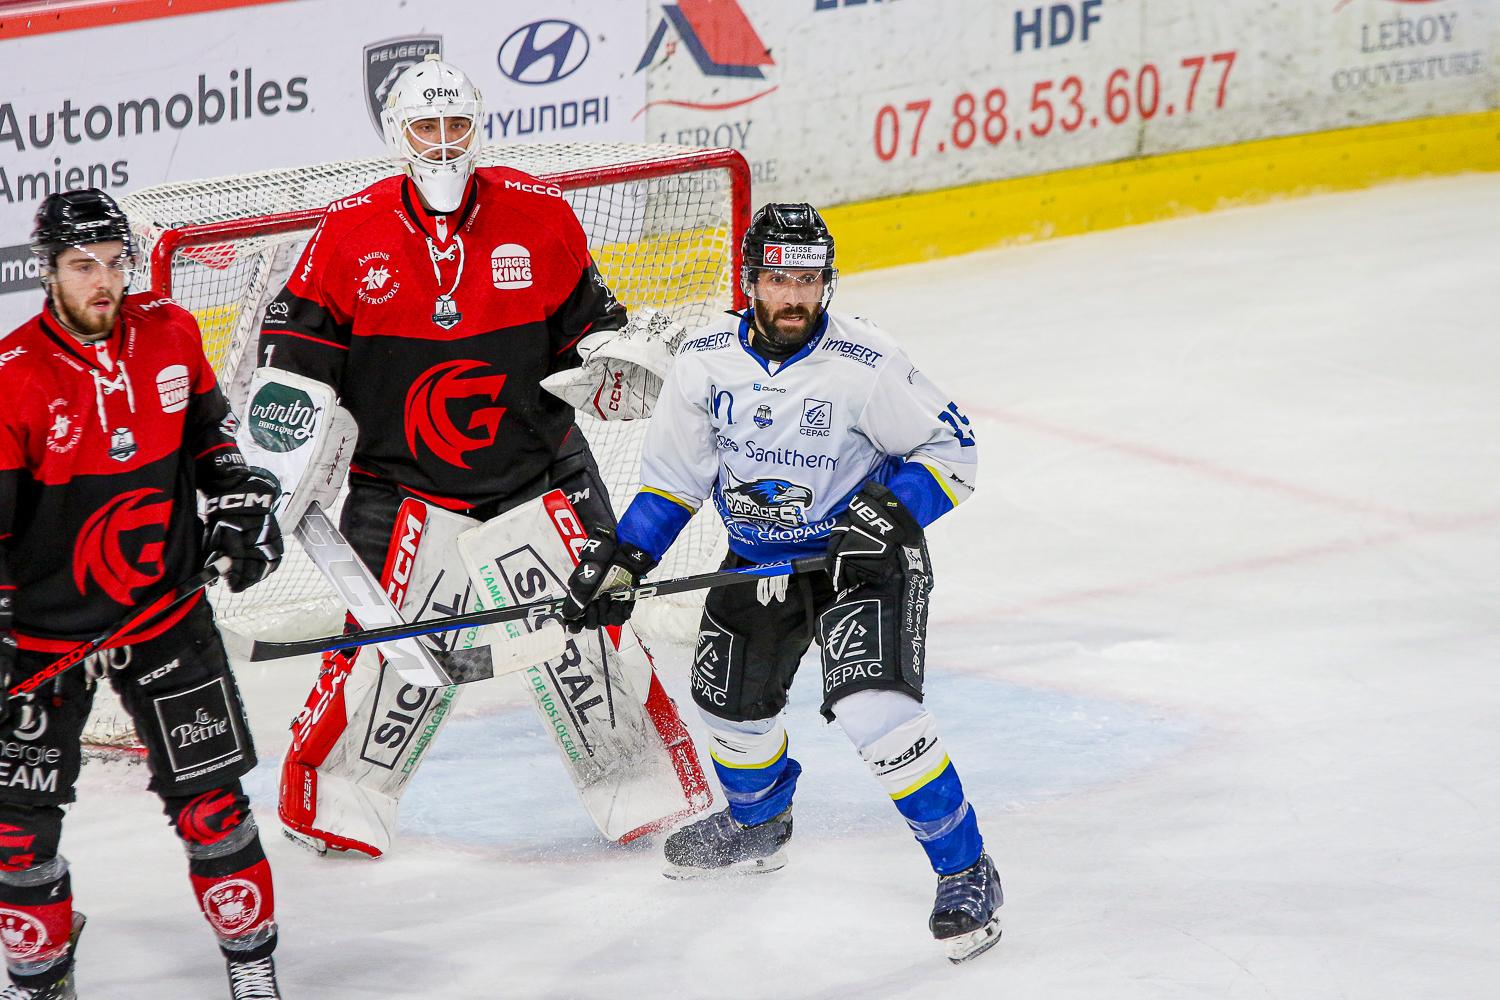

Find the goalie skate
[[930, 853, 1003, 963], [662, 807, 791, 879]]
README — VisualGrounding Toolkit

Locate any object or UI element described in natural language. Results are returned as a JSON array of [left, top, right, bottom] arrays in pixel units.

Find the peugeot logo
[[497, 19, 589, 85]]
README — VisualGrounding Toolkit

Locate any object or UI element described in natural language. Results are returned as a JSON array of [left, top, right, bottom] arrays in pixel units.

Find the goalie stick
[[6, 556, 232, 701], [250, 555, 831, 663]]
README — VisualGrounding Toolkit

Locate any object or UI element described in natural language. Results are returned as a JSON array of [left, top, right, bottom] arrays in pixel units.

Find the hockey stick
[[250, 555, 830, 662], [6, 555, 232, 702]]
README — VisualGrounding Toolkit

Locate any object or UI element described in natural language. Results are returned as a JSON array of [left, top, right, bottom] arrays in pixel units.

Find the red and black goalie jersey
[[0, 295, 241, 649], [257, 168, 627, 508]]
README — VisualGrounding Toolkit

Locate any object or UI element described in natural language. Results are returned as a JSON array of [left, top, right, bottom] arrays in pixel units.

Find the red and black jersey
[[0, 294, 242, 650], [257, 168, 627, 509]]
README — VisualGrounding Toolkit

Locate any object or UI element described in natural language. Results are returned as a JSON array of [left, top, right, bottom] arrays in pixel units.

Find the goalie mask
[[382, 55, 483, 213], [741, 203, 838, 357]]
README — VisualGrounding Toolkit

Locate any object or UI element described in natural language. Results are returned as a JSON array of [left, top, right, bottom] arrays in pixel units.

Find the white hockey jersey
[[621, 309, 978, 562]]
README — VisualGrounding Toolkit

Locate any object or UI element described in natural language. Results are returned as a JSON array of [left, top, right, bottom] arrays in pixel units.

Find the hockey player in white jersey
[[562, 204, 1001, 963]]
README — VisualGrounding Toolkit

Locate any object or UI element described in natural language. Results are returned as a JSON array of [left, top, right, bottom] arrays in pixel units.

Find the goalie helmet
[[740, 203, 838, 310], [30, 187, 135, 293], [381, 55, 484, 213]]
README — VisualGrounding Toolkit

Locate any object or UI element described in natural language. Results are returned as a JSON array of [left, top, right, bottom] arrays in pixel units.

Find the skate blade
[[943, 917, 1001, 964], [281, 827, 329, 857], [662, 848, 788, 881]]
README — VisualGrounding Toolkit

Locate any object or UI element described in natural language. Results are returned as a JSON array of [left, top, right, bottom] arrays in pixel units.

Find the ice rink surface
[[63, 175, 1500, 998]]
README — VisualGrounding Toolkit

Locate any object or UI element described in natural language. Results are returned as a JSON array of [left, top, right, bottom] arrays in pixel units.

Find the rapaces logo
[[635, 0, 776, 116], [498, 19, 590, 85], [363, 35, 442, 136], [721, 473, 813, 528], [246, 382, 318, 453], [403, 360, 507, 469], [73, 488, 172, 605]]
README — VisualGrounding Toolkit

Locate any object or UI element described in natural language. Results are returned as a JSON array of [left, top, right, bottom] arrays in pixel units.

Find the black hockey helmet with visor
[[742, 203, 837, 356], [31, 188, 136, 290]]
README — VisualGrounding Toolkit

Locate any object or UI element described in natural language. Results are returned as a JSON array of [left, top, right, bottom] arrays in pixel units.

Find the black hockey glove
[[827, 481, 923, 592], [561, 527, 658, 634], [203, 466, 284, 594]]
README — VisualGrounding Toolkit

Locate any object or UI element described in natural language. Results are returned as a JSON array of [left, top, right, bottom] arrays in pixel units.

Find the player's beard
[[754, 301, 820, 355], [53, 280, 123, 341]]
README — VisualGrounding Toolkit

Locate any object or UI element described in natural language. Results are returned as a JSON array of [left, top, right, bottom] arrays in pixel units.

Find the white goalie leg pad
[[280, 501, 487, 857], [236, 367, 357, 529], [460, 489, 712, 841], [833, 689, 950, 799]]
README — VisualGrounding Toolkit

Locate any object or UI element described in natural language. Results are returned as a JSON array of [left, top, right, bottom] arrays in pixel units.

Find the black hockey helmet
[[31, 188, 134, 272], [740, 202, 838, 305]]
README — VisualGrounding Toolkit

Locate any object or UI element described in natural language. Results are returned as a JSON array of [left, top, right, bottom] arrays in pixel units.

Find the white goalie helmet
[[381, 54, 484, 213]]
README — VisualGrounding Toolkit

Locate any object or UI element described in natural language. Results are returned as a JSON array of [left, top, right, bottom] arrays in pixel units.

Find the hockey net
[[116, 142, 745, 655]]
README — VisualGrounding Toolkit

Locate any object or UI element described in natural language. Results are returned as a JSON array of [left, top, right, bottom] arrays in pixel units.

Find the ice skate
[[0, 913, 84, 1000], [662, 807, 792, 879], [930, 853, 1002, 963], [226, 954, 282, 999]]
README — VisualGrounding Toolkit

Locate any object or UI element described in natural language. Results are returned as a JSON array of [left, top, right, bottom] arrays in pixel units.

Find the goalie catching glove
[[541, 307, 685, 420], [562, 527, 658, 632], [202, 466, 284, 593], [827, 481, 923, 592]]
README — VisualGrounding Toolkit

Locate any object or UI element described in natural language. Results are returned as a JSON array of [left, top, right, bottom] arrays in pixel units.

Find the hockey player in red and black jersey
[[258, 56, 692, 856], [0, 191, 286, 999]]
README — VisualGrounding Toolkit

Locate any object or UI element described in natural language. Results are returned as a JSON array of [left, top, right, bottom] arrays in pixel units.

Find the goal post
[[120, 142, 749, 644]]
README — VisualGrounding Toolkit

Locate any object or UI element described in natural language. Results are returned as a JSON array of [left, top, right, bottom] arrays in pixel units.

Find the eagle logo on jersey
[[72, 488, 173, 606], [403, 360, 507, 469], [721, 474, 814, 528]]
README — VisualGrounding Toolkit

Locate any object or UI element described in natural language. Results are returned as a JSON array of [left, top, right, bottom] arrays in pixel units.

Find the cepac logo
[[404, 360, 507, 469], [635, 0, 776, 116], [363, 35, 442, 135], [73, 488, 172, 605], [498, 20, 590, 85]]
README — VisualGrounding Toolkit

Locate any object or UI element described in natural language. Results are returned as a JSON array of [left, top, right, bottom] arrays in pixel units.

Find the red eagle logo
[[73, 488, 173, 605], [403, 360, 507, 469]]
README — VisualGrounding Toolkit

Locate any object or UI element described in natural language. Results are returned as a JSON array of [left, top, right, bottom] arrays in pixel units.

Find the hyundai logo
[[497, 19, 590, 85]]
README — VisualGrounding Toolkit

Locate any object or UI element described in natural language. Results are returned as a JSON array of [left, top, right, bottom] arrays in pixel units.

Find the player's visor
[[743, 267, 837, 304]]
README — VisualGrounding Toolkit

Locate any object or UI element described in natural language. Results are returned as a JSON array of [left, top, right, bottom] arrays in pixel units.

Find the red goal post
[[120, 142, 750, 643]]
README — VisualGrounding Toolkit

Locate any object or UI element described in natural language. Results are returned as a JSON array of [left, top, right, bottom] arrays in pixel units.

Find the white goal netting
[[119, 142, 747, 647]]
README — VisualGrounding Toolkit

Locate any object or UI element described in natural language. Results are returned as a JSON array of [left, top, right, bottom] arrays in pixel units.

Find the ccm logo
[[503, 179, 563, 198], [203, 492, 275, 512], [385, 508, 426, 608]]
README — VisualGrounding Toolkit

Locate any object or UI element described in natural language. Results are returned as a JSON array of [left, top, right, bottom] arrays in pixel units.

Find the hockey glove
[[561, 527, 658, 633], [827, 481, 923, 593], [540, 308, 684, 420], [203, 466, 284, 593]]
